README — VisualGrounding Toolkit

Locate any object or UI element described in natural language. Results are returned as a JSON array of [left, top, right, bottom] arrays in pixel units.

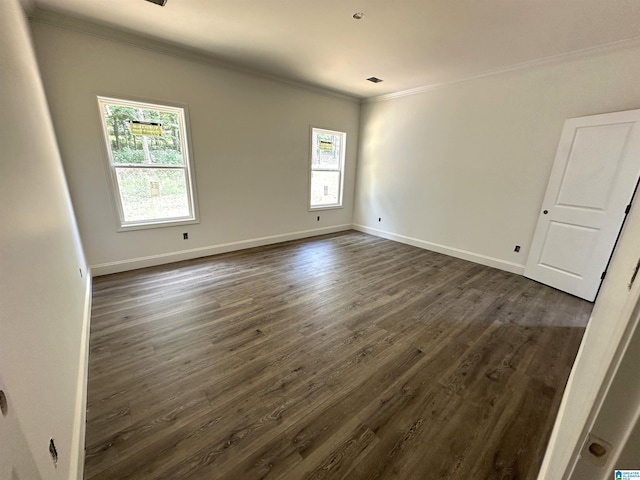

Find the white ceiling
[[28, 0, 640, 99]]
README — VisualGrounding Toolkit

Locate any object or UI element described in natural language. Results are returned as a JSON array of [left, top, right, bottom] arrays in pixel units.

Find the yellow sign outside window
[[319, 140, 333, 151], [129, 121, 163, 137]]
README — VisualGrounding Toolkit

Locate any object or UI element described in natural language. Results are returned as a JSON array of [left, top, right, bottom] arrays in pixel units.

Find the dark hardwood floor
[[85, 231, 591, 479]]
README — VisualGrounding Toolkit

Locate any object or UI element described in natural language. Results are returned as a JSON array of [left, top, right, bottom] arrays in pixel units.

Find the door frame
[[537, 190, 640, 479]]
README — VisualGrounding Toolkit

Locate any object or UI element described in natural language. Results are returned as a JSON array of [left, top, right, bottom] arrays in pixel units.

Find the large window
[[310, 127, 346, 209], [98, 96, 197, 229]]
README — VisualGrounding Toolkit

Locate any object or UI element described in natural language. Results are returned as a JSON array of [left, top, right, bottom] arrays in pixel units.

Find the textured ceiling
[[30, 0, 640, 99]]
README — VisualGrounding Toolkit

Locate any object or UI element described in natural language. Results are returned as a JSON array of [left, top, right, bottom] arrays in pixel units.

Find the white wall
[[354, 45, 640, 273], [30, 18, 360, 275], [0, 1, 90, 479]]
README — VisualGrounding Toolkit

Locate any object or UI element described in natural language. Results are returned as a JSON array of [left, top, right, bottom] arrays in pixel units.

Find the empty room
[[2, 0, 640, 479]]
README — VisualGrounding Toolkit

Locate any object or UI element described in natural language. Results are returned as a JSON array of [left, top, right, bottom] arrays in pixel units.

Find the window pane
[[115, 168, 190, 222], [311, 171, 340, 206], [101, 103, 184, 166], [312, 131, 341, 170]]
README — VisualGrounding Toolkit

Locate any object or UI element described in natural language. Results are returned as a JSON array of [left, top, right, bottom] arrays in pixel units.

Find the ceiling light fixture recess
[[352, 12, 364, 20], [145, 0, 168, 6], [367, 77, 383, 83]]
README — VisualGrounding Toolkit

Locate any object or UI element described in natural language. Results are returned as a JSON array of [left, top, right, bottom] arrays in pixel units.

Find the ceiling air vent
[[145, 0, 168, 5], [367, 77, 383, 83]]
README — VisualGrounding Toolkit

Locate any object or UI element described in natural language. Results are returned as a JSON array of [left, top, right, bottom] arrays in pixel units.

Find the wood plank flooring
[[85, 231, 592, 480]]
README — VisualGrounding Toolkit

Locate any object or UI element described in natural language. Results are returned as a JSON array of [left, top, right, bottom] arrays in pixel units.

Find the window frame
[[308, 126, 346, 211], [97, 96, 199, 231]]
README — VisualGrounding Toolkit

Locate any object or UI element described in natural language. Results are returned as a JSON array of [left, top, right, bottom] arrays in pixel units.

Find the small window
[[98, 96, 198, 229], [309, 127, 346, 209]]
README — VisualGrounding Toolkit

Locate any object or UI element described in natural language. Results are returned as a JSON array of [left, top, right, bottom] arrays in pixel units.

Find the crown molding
[[30, 9, 361, 105], [366, 35, 640, 104]]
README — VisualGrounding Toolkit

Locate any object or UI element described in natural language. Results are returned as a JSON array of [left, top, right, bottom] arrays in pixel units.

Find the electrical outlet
[[183, 233, 189, 240], [514, 245, 521, 252]]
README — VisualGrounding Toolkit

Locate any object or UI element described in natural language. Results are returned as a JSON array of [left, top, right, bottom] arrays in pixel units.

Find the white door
[[525, 109, 640, 301]]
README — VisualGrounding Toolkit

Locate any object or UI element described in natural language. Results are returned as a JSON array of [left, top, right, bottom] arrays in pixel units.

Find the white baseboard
[[90, 224, 352, 276], [69, 274, 92, 480], [353, 224, 525, 275], [90, 223, 525, 277]]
